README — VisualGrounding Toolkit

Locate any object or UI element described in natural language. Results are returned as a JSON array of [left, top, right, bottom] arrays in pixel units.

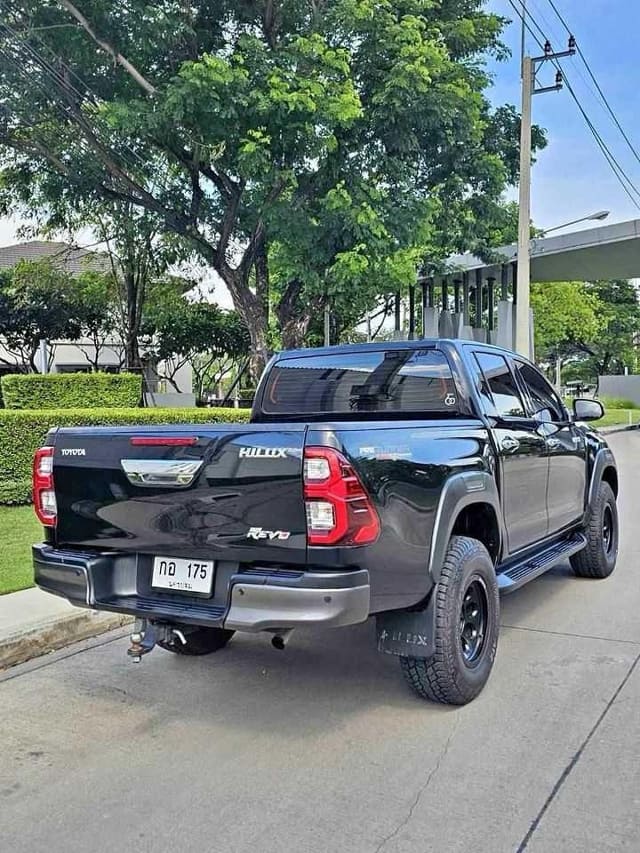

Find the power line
[[507, 0, 640, 210], [543, 0, 640, 169], [0, 2, 176, 199]]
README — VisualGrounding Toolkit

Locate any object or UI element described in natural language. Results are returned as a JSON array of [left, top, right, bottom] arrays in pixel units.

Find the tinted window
[[515, 362, 566, 421], [262, 349, 459, 416], [474, 353, 525, 417]]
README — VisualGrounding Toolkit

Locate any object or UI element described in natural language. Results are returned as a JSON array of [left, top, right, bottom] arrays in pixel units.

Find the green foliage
[[532, 279, 640, 378], [579, 280, 640, 375], [1, 373, 142, 410], [0, 1, 546, 365], [68, 270, 121, 369], [599, 396, 639, 410], [0, 259, 83, 370], [0, 406, 251, 505]]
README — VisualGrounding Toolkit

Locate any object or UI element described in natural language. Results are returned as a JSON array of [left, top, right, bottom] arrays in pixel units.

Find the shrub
[[1, 372, 142, 410], [0, 406, 251, 505]]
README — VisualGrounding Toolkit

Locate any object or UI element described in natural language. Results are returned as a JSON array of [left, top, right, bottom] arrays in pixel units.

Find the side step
[[497, 533, 587, 593]]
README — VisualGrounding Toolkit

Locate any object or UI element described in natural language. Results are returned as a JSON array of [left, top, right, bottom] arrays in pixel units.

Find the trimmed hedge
[[0, 406, 251, 505], [1, 372, 143, 410]]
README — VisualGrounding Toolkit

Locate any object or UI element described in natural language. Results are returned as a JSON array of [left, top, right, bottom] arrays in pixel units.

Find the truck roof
[[275, 338, 519, 360]]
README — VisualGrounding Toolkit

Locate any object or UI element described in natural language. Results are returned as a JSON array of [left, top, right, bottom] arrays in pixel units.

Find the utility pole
[[515, 38, 576, 357], [515, 55, 534, 357]]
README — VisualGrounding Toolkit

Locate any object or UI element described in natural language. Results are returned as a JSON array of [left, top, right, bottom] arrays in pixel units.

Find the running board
[[497, 533, 587, 593]]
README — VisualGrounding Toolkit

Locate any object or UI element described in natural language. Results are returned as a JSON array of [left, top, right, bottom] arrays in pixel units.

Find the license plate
[[151, 556, 214, 595]]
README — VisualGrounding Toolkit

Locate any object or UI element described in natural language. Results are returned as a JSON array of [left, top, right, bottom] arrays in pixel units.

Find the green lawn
[[0, 505, 41, 595], [597, 409, 640, 429]]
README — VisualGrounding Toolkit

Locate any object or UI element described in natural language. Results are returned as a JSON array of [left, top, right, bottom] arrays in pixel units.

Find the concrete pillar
[[458, 272, 474, 340], [408, 285, 416, 340], [474, 269, 483, 329], [496, 300, 514, 350], [486, 277, 495, 344]]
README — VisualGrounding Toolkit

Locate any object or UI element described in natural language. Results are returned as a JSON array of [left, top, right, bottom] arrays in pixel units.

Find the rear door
[[471, 351, 549, 553], [51, 425, 307, 564], [513, 360, 587, 533]]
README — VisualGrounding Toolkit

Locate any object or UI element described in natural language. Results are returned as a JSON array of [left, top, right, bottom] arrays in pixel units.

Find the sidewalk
[[0, 587, 131, 670]]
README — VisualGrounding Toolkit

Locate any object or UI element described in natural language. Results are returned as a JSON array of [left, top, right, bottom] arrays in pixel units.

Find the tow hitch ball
[[127, 618, 156, 662], [127, 619, 188, 662]]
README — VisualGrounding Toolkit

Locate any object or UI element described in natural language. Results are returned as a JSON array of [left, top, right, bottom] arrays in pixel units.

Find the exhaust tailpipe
[[271, 629, 293, 650]]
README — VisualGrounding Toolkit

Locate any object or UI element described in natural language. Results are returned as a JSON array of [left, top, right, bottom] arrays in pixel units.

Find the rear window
[[261, 349, 459, 417]]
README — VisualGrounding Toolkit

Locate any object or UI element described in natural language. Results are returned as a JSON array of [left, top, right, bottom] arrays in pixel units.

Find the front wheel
[[570, 480, 618, 579], [400, 536, 499, 705], [157, 626, 235, 656]]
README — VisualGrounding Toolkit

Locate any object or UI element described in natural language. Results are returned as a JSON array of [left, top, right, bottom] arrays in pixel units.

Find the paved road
[[1, 431, 639, 853]]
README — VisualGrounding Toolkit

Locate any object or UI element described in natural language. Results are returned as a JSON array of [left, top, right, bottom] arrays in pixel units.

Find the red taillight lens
[[303, 447, 380, 546], [33, 446, 57, 527]]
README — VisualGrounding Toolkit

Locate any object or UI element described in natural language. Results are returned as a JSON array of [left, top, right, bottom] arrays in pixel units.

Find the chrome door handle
[[546, 437, 560, 449], [501, 435, 520, 453]]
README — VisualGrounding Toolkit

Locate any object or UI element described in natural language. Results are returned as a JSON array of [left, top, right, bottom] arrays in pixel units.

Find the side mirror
[[573, 398, 604, 422]]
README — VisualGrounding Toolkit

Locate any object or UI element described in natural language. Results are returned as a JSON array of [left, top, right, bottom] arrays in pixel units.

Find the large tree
[[0, 1, 544, 372]]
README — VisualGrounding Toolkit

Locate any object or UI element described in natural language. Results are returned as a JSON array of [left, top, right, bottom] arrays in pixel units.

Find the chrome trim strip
[[120, 458, 203, 487]]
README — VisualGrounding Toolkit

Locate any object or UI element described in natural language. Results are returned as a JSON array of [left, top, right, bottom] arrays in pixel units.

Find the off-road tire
[[157, 627, 235, 656], [570, 480, 618, 579], [400, 536, 499, 705]]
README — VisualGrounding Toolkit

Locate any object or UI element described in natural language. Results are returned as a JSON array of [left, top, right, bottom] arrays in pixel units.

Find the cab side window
[[515, 362, 567, 422], [474, 353, 526, 418]]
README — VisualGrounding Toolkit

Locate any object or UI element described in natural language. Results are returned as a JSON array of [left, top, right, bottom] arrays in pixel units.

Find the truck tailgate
[[50, 424, 307, 564]]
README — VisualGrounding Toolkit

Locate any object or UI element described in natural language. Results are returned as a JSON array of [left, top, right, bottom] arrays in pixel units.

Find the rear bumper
[[32, 544, 370, 632]]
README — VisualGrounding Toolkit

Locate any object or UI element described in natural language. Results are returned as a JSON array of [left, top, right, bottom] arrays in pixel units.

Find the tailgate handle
[[121, 459, 203, 487]]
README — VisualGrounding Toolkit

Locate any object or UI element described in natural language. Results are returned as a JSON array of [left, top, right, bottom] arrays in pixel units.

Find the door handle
[[501, 435, 520, 453], [546, 437, 561, 449]]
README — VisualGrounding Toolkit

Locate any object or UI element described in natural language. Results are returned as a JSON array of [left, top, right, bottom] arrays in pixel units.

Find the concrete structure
[[397, 218, 640, 357], [599, 375, 640, 406]]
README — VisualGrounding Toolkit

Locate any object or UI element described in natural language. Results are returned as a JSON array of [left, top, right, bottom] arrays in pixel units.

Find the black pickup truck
[[32, 340, 618, 705]]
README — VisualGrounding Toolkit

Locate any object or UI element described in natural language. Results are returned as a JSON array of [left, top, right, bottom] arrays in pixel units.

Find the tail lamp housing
[[33, 446, 57, 527], [303, 447, 380, 546]]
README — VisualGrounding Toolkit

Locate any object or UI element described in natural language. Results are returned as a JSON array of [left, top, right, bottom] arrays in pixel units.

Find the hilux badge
[[239, 447, 288, 459]]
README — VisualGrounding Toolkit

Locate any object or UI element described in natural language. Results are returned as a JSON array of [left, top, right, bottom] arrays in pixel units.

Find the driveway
[[1, 431, 638, 853]]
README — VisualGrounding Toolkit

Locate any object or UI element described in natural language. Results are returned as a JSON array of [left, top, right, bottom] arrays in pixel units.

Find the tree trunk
[[219, 267, 270, 383], [275, 279, 313, 350], [123, 269, 143, 372]]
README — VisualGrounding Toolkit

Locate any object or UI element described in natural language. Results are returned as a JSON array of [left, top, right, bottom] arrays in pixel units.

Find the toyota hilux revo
[[32, 340, 619, 704]]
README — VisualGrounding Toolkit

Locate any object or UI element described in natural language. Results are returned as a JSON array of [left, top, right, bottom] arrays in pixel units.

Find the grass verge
[[0, 505, 40, 594], [597, 409, 640, 429]]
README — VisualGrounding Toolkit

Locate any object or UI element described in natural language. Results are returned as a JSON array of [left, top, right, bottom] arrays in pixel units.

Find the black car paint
[[35, 340, 615, 622]]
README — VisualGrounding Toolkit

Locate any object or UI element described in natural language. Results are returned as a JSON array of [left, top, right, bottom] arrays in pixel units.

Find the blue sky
[[487, 0, 640, 231]]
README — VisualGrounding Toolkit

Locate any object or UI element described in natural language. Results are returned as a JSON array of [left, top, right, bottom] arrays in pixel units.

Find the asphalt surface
[[1, 430, 639, 853]]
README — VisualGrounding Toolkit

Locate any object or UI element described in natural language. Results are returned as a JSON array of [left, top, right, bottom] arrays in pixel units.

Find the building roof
[[445, 218, 640, 282], [0, 241, 109, 275]]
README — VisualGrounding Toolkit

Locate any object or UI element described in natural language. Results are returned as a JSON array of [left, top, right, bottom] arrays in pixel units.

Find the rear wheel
[[157, 626, 235, 656], [400, 536, 499, 705], [570, 480, 618, 579]]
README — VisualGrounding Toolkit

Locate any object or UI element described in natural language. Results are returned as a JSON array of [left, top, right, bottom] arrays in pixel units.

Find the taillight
[[303, 447, 380, 546], [33, 446, 57, 527]]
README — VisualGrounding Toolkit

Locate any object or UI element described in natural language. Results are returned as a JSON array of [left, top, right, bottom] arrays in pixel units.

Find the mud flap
[[375, 595, 436, 659]]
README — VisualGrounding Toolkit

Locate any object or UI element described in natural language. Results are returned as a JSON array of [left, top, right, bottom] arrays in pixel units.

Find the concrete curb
[[0, 609, 133, 670], [597, 424, 640, 436]]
